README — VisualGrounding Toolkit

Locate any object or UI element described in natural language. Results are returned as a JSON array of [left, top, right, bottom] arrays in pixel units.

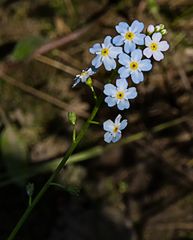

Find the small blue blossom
[[104, 79, 137, 110], [73, 67, 96, 87], [90, 36, 122, 71], [103, 114, 127, 143], [113, 20, 146, 53], [143, 32, 169, 61], [118, 49, 152, 84]]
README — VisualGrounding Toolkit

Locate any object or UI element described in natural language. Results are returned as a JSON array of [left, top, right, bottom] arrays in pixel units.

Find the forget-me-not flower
[[73, 67, 96, 87], [103, 114, 127, 143], [113, 20, 146, 53], [90, 36, 122, 71], [143, 32, 169, 61], [104, 79, 137, 110], [118, 49, 152, 84]]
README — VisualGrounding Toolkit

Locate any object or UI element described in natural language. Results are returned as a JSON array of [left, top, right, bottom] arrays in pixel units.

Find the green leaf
[[11, 36, 44, 61], [0, 126, 28, 186]]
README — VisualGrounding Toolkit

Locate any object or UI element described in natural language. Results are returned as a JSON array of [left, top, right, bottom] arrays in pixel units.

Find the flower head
[[143, 32, 169, 61], [118, 49, 152, 84], [147, 24, 155, 35], [90, 36, 122, 71], [104, 79, 137, 110], [103, 114, 127, 143], [113, 20, 146, 53], [73, 67, 96, 87]]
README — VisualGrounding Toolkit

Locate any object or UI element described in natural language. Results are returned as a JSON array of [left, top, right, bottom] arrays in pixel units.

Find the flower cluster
[[73, 20, 169, 143]]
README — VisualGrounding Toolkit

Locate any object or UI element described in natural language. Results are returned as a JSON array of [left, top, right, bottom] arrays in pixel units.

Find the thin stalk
[[6, 95, 103, 240], [72, 125, 76, 142]]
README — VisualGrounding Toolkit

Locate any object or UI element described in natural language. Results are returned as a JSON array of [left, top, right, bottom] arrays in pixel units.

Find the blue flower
[[73, 67, 96, 87], [90, 36, 122, 71], [103, 114, 127, 143], [104, 79, 137, 110], [113, 20, 146, 53], [143, 33, 169, 61], [118, 49, 152, 84]]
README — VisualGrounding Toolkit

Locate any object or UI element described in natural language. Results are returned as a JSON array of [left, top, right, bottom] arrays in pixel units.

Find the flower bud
[[68, 112, 77, 125], [26, 183, 34, 197], [160, 29, 167, 35], [147, 24, 155, 34], [155, 25, 161, 32], [159, 24, 165, 30], [86, 77, 93, 87]]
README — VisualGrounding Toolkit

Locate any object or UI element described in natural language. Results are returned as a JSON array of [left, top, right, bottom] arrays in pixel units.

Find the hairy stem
[[7, 95, 103, 240]]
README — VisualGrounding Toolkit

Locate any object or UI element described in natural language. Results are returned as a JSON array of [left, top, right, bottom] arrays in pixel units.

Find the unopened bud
[[147, 24, 155, 34], [26, 183, 34, 197], [86, 77, 93, 87], [160, 29, 167, 35], [159, 24, 165, 30], [155, 25, 161, 32], [68, 112, 77, 125]]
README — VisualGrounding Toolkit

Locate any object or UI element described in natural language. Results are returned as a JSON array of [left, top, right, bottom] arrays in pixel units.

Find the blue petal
[[124, 41, 136, 53], [125, 87, 137, 99], [130, 20, 144, 33], [115, 114, 122, 125], [118, 53, 130, 66], [118, 66, 130, 78], [92, 55, 102, 68], [89, 43, 101, 54], [103, 57, 116, 71], [105, 96, 117, 107], [120, 120, 128, 130], [103, 36, 112, 48], [115, 22, 129, 34], [112, 35, 124, 46], [109, 46, 122, 58], [104, 132, 113, 143], [72, 77, 80, 88], [117, 100, 130, 110], [131, 71, 144, 84], [131, 49, 142, 61], [104, 84, 116, 95], [112, 132, 122, 143], [103, 120, 114, 132], [133, 33, 146, 45], [139, 59, 152, 71], [116, 78, 128, 89]]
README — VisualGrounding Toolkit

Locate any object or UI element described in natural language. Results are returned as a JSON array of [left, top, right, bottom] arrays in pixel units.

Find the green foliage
[[11, 36, 44, 61]]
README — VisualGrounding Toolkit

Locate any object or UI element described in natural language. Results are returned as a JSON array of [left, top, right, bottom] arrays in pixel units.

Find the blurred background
[[0, 0, 193, 239]]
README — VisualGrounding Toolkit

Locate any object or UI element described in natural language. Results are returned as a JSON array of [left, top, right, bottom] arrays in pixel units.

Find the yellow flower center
[[125, 31, 135, 41], [81, 71, 88, 76], [116, 91, 125, 100], [113, 126, 119, 133], [101, 48, 109, 56], [130, 61, 139, 71], [150, 42, 158, 51]]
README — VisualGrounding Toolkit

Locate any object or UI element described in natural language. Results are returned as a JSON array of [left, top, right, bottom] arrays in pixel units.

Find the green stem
[[7, 95, 103, 240], [90, 86, 97, 101], [72, 125, 76, 142]]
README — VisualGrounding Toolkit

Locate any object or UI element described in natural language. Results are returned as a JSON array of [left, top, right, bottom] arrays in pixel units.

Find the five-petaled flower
[[143, 32, 169, 61], [113, 20, 146, 53], [104, 79, 137, 110], [90, 36, 122, 71], [103, 114, 127, 143], [118, 49, 152, 84], [73, 68, 96, 87]]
